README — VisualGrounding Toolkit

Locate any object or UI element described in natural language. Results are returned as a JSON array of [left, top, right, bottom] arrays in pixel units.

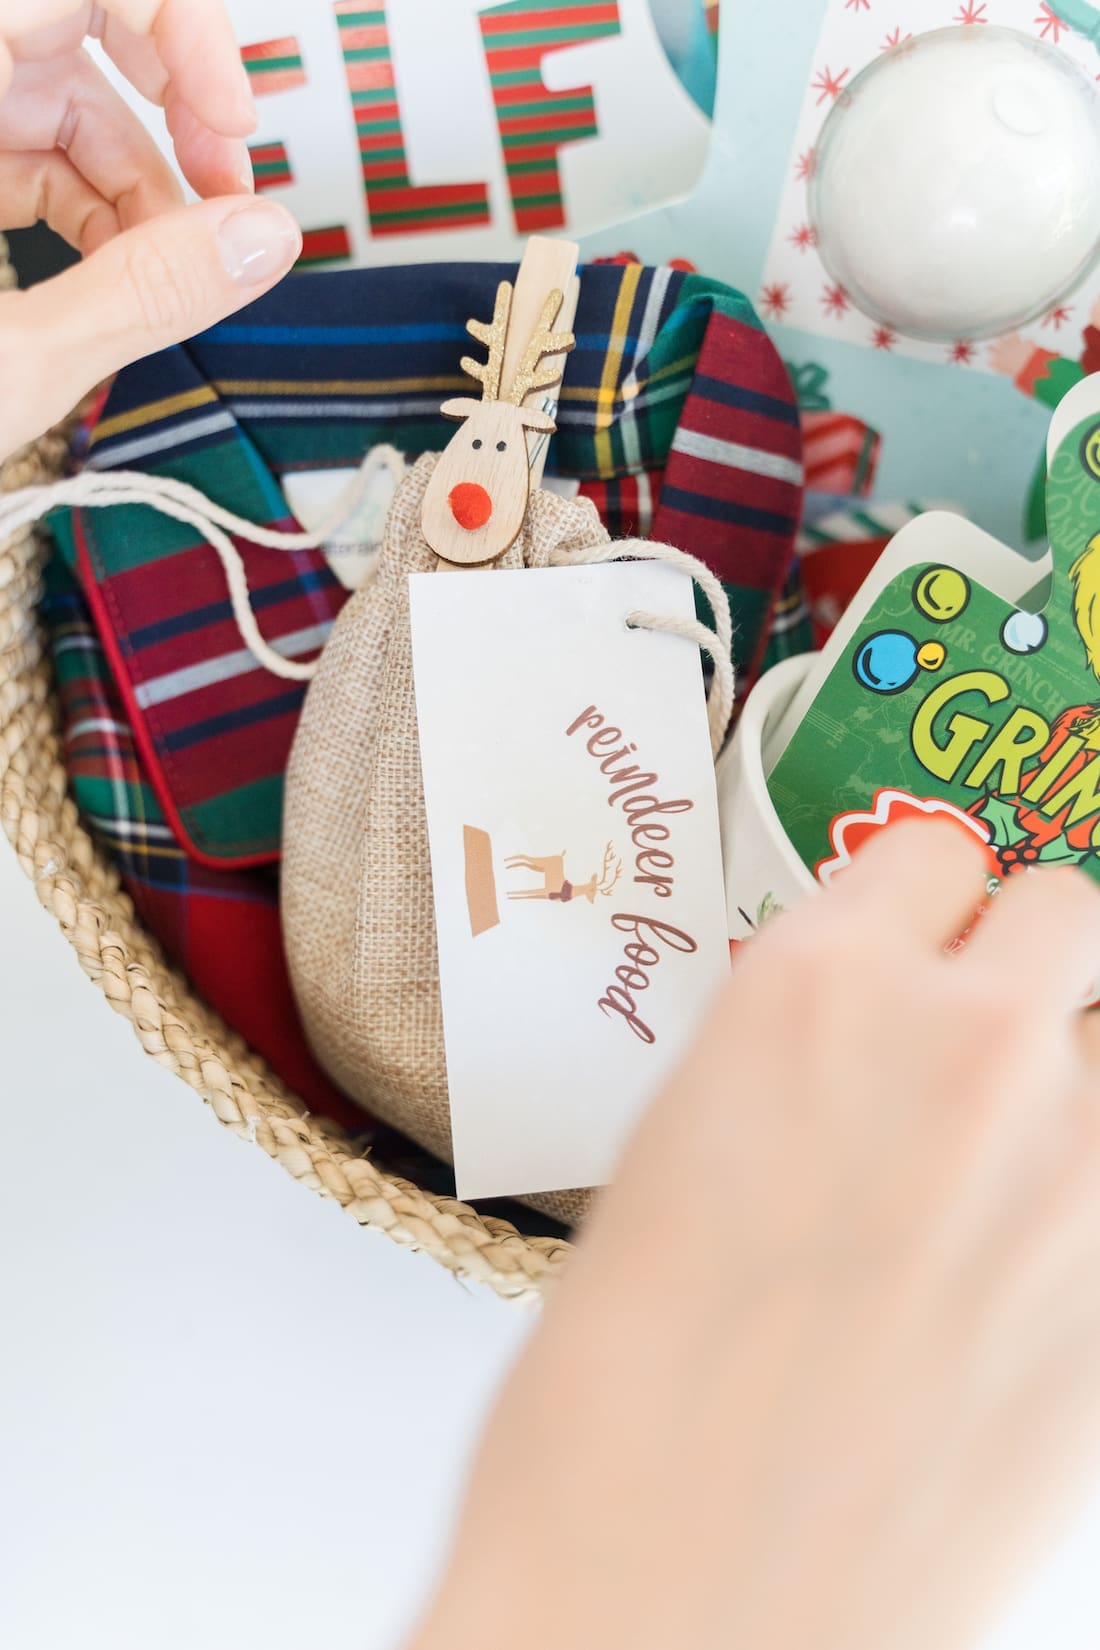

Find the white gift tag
[[283, 459, 407, 591], [409, 561, 730, 1202]]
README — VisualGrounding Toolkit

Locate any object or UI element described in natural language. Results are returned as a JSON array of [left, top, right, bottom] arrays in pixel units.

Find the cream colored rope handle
[[0, 445, 408, 681], [549, 535, 735, 758], [0, 458, 735, 746]]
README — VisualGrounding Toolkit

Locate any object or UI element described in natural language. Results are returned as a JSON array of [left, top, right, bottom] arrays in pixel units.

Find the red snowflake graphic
[[955, 1, 987, 21], [1044, 304, 1073, 329], [812, 65, 850, 104], [788, 223, 818, 253], [1036, 3, 1067, 40], [872, 325, 897, 351], [880, 26, 912, 49], [761, 283, 792, 320], [822, 283, 850, 318], [845, 0, 871, 9], [950, 340, 976, 365], [795, 147, 817, 182]]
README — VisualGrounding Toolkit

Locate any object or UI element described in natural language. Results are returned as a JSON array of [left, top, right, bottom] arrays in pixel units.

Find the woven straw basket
[[0, 242, 568, 1300]]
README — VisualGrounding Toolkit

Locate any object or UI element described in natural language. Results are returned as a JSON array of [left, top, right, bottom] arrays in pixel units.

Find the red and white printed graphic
[[164, 0, 714, 266], [760, 0, 1100, 374], [815, 789, 998, 888], [761, 281, 792, 319], [1034, 3, 1068, 41], [811, 62, 850, 101], [822, 282, 850, 317], [815, 788, 1100, 1006]]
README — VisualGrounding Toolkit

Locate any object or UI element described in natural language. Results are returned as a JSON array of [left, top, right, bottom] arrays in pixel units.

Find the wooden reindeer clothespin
[[421, 236, 579, 569]]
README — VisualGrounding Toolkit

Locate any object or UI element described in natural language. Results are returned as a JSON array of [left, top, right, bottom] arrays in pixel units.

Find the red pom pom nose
[[448, 481, 493, 531]]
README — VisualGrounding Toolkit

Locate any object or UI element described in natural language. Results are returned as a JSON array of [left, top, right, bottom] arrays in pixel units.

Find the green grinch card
[[768, 376, 1100, 896]]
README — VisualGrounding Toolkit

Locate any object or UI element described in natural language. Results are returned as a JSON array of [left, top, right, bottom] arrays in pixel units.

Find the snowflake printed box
[[758, 0, 1100, 373]]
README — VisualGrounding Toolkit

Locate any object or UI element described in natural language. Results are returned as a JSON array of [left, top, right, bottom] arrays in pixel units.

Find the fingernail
[[218, 203, 301, 283], [238, 147, 255, 194]]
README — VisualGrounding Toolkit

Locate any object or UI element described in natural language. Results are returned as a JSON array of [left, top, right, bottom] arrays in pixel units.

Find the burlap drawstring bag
[[283, 453, 610, 1224]]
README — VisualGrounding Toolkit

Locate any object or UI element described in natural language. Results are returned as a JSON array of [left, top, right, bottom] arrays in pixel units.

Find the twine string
[[0, 445, 407, 680], [549, 535, 735, 758], [0, 456, 735, 752]]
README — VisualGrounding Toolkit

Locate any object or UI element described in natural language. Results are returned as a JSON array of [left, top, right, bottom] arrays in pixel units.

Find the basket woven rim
[[0, 241, 570, 1298]]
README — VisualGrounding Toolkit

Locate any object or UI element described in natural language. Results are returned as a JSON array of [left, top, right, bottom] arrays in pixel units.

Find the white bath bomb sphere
[[810, 26, 1100, 340]]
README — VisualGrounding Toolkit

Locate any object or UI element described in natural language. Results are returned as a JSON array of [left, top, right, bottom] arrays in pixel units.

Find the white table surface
[[4, 833, 1100, 1650], [0, 838, 531, 1650]]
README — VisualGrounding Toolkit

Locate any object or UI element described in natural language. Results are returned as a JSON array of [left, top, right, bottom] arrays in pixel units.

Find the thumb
[[5, 197, 302, 458]]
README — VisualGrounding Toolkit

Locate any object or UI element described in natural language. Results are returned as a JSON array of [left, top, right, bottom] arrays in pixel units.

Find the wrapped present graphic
[[801, 410, 881, 498]]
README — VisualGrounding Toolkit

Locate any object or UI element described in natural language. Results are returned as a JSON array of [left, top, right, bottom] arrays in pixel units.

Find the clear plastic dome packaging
[[810, 26, 1100, 341]]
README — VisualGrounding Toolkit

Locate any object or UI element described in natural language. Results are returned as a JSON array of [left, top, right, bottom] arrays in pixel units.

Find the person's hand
[[0, 1, 302, 461], [412, 822, 1100, 1650], [989, 332, 1033, 380]]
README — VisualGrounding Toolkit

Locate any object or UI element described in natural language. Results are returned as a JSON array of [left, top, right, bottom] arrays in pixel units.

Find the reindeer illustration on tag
[[460, 826, 623, 936], [421, 277, 575, 567], [505, 842, 623, 905]]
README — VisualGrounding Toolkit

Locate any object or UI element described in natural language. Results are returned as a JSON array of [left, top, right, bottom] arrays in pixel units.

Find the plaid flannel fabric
[[41, 556, 370, 1135], [50, 259, 809, 867]]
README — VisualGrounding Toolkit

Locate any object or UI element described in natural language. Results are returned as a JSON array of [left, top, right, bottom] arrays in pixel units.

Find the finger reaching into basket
[[0, 0, 302, 464], [411, 821, 1100, 1650]]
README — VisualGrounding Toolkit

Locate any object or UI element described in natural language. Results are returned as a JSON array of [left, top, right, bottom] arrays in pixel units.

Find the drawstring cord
[[0, 454, 735, 753], [550, 536, 735, 758], [0, 446, 407, 681]]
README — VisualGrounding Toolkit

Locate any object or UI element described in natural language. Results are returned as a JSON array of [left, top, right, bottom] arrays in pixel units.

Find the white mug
[[716, 654, 817, 945]]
